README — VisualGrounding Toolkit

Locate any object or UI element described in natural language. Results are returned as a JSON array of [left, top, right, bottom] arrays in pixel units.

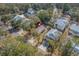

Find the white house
[[46, 29, 62, 40], [69, 23, 79, 36]]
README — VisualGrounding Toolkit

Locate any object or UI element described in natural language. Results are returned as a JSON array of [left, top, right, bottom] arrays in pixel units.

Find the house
[[46, 29, 62, 40], [26, 8, 35, 16], [54, 17, 69, 31], [69, 23, 79, 36]]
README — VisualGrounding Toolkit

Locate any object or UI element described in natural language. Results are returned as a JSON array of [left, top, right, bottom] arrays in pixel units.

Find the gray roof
[[54, 18, 69, 31], [46, 29, 62, 40], [70, 24, 79, 36]]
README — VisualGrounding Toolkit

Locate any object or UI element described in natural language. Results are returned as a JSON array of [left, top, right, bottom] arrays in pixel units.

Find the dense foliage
[[0, 36, 37, 56]]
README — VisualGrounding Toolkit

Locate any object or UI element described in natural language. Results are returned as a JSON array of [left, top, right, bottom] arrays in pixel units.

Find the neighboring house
[[36, 25, 45, 34], [26, 8, 35, 16], [54, 17, 69, 31], [46, 29, 62, 40], [69, 23, 79, 36]]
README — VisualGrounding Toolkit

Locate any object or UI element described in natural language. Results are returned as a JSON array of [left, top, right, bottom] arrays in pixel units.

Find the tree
[[37, 10, 51, 24], [0, 36, 37, 56], [47, 39, 54, 53], [0, 28, 7, 36], [11, 19, 22, 29], [47, 8, 53, 18], [21, 20, 35, 31], [62, 40, 72, 56], [1, 15, 11, 24], [63, 4, 71, 14], [28, 16, 41, 25]]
